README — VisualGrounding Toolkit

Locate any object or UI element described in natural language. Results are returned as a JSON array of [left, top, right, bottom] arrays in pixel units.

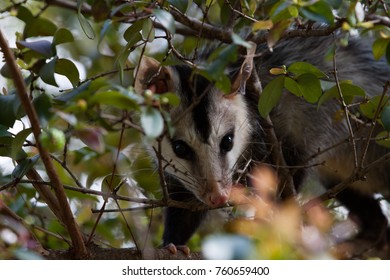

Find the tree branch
[[169, 6, 233, 43], [46, 246, 202, 260], [332, 34, 358, 168], [45, 0, 92, 14], [0, 29, 87, 258], [366, 13, 390, 28]]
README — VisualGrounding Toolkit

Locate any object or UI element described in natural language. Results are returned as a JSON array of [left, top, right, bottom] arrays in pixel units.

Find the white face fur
[[159, 88, 251, 207], [135, 57, 252, 207]]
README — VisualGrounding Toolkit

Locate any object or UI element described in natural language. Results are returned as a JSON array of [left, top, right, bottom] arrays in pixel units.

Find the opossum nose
[[209, 192, 229, 207]]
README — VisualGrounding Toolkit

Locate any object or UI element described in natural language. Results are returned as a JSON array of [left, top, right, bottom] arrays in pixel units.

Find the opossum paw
[[164, 243, 191, 256]]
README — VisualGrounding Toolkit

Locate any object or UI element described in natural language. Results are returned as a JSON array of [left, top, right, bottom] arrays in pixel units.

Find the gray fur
[[262, 36, 390, 195], [136, 33, 390, 247]]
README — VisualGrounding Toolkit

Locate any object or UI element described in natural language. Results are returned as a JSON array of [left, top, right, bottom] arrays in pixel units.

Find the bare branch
[[360, 81, 390, 167], [332, 34, 359, 168], [366, 13, 390, 28], [45, 0, 92, 14], [169, 6, 233, 43], [46, 246, 202, 260]]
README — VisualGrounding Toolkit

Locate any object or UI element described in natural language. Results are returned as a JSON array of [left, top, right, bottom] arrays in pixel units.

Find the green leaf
[[0, 136, 13, 158], [0, 94, 20, 127], [40, 128, 66, 153], [372, 38, 390, 60], [77, 0, 96, 39], [16, 5, 34, 24], [39, 57, 58, 87], [55, 59, 80, 88], [267, 19, 291, 49], [54, 80, 91, 103], [11, 128, 32, 161], [258, 76, 285, 118], [161, 110, 175, 138], [287, 62, 327, 78], [167, 0, 189, 13], [101, 174, 126, 193], [53, 28, 74, 46], [215, 74, 232, 94], [0, 125, 12, 137], [206, 45, 238, 80], [375, 131, 390, 148], [231, 33, 252, 48], [296, 73, 322, 103], [318, 82, 365, 107], [198, 49, 236, 92], [360, 95, 388, 120], [12, 155, 40, 180], [327, 0, 342, 8], [1, 63, 12, 79], [300, 0, 334, 25], [381, 106, 390, 131], [99, 20, 113, 46], [142, 19, 155, 42], [141, 106, 164, 138], [24, 18, 57, 37], [284, 77, 303, 97], [91, 0, 110, 22], [153, 9, 176, 34], [123, 20, 144, 43], [17, 40, 54, 58], [270, 2, 298, 23], [89, 88, 141, 110], [116, 48, 132, 84], [159, 92, 181, 107], [33, 93, 53, 127]]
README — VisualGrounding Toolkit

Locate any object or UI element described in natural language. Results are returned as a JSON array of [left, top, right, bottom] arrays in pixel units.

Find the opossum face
[[135, 57, 252, 207]]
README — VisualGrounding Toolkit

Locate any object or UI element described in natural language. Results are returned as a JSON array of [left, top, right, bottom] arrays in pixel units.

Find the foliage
[[0, 0, 390, 260]]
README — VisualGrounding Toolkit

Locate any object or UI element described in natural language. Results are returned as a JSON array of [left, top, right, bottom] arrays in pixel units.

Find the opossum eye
[[172, 140, 193, 160], [220, 133, 234, 154]]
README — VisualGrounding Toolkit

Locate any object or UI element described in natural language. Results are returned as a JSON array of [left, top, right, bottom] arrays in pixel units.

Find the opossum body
[[135, 35, 390, 248]]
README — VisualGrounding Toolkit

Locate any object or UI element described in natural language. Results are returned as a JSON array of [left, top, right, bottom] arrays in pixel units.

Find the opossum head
[[135, 57, 253, 207]]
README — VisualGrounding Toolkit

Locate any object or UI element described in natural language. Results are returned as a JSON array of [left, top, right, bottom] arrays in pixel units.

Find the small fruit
[[39, 128, 66, 152]]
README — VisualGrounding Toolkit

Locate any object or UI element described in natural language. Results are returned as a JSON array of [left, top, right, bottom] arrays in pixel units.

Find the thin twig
[[170, 6, 233, 43], [359, 81, 390, 167], [18, 179, 162, 204], [332, 34, 358, 168], [225, 0, 257, 23], [51, 155, 85, 189], [303, 150, 390, 211], [45, 0, 92, 14]]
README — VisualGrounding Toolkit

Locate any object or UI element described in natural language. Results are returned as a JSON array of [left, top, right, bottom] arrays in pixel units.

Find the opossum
[[134, 34, 390, 250]]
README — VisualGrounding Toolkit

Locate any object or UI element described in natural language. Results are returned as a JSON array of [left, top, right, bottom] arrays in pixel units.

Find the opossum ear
[[134, 56, 175, 94], [230, 42, 257, 96]]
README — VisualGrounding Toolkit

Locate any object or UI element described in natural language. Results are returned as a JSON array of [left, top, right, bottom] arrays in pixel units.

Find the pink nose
[[208, 193, 229, 207]]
